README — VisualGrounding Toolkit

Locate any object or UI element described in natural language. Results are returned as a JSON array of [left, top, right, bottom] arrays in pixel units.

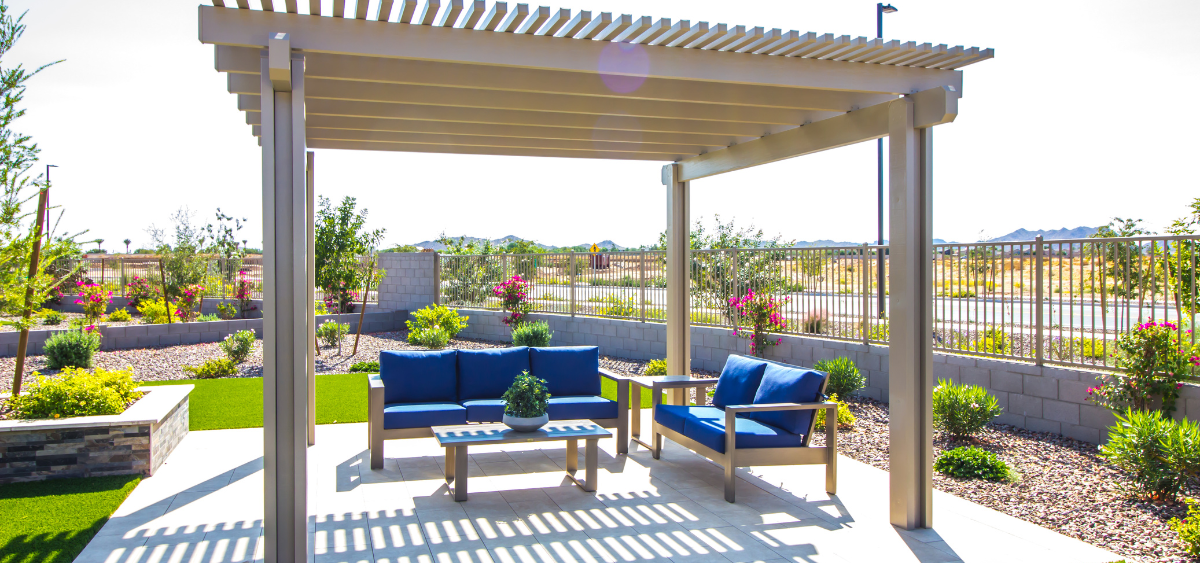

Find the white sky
[[7, 0, 1200, 251]]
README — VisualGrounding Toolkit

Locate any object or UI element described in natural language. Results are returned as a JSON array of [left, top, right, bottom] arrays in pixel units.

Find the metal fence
[[438, 234, 1200, 372]]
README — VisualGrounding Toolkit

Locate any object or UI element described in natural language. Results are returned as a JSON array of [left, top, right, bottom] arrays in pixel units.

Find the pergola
[[197, 3, 992, 561]]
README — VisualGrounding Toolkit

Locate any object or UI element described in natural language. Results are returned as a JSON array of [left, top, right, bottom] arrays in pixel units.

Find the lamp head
[[881, 4, 898, 13]]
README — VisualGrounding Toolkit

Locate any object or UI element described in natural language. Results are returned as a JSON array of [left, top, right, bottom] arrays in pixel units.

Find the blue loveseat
[[368, 346, 629, 469], [650, 355, 838, 502]]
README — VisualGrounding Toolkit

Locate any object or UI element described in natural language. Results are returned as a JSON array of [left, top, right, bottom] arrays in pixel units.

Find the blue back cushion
[[744, 364, 827, 434], [379, 350, 458, 404], [528, 347, 601, 397], [457, 347, 530, 401], [711, 355, 768, 409]]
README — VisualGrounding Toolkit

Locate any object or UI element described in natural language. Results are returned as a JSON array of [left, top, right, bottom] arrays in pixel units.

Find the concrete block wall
[[377, 252, 437, 314]]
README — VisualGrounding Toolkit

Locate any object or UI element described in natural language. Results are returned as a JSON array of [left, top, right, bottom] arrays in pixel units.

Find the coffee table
[[431, 420, 613, 501]]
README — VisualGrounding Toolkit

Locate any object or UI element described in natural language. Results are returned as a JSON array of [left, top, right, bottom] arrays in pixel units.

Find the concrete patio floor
[[74, 413, 1119, 563]]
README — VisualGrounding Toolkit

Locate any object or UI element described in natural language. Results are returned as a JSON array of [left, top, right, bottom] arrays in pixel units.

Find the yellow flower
[[53, 413, 59, 418]]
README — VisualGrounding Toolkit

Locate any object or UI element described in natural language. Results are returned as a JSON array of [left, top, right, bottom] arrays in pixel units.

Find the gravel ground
[[0, 311, 143, 332], [809, 397, 1197, 563]]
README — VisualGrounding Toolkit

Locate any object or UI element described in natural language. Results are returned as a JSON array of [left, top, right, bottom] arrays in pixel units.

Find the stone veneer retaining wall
[[454, 308, 1200, 444], [0, 384, 192, 483]]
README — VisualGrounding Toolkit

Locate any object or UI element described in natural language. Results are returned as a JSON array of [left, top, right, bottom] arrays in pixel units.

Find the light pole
[[876, 3, 897, 318]]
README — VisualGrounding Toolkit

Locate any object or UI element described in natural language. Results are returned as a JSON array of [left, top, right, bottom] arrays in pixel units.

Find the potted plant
[[501, 370, 551, 432]]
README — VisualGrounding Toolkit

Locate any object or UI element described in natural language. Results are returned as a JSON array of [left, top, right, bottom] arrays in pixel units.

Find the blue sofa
[[368, 346, 629, 469], [650, 354, 837, 502]]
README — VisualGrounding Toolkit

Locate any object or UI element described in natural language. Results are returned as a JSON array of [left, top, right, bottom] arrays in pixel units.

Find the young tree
[[147, 207, 211, 303], [1165, 198, 1199, 318], [204, 208, 246, 282], [315, 196, 385, 313]]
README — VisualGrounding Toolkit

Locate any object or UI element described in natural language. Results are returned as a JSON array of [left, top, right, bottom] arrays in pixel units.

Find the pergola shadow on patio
[[197, 2, 994, 560]]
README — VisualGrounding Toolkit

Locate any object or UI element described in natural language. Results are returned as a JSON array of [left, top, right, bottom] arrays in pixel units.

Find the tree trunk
[[12, 188, 49, 396]]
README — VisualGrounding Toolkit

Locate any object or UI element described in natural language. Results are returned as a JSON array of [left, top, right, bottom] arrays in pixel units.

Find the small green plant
[[67, 317, 86, 330], [973, 328, 1011, 355], [220, 329, 257, 363], [799, 309, 826, 334], [405, 304, 468, 348], [599, 295, 636, 317], [501, 370, 551, 418], [512, 320, 552, 347], [1100, 408, 1200, 502], [408, 326, 450, 349], [138, 298, 179, 324], [7, 367, 142, 419], [107, 308, 132, 322], [317, 321, 350, 348], [1169, 499, 1200, 558], [349, 360, 380, 373], [813, 356, 865, 398], [216, 302, 239, 320], [195, 313, 219, 322], [867, 321, 890, 342], [182, 358, 239, 379], [814, 394, 856, 431], [645, 358, 667, 376], [43, 328, 103, 370], [949, 289, 977, 298], [39, 309, 64, 325], [934, 446, 1011, 481], [932, 379, 1003, 440]]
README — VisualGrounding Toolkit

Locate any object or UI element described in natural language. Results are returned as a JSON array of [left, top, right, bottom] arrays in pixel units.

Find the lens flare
[[597, 42, 649, 94]]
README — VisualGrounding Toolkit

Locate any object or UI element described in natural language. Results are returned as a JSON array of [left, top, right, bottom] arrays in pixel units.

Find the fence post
[[639, 250, 646, 323], [433, 253, 441, 306], [1034, 235, 1044, 366], [862, 243, 869, 345], [100, 258, 105, 289], [502, 254, 509, 280], [569, 251, 576, 317], [730, 249, 739, 328], [120, 258, 126, 298]]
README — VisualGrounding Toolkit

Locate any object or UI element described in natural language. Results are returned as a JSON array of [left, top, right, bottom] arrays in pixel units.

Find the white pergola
[[197, 3, 991, 561]]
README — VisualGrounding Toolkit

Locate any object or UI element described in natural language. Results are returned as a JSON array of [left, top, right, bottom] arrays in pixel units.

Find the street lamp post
[[876, 3, 897, 318]]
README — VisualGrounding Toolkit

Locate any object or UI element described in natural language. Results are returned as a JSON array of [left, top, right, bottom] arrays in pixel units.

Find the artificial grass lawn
[[144, 373, 655, 431], [0, 475, 140, 563]]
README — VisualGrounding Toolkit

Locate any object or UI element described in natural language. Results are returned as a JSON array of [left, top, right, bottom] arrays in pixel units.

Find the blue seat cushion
[[461, 399, 506, 423], [383, 402, 466, 429], [654, 405, 723, 434], [547, 396, 618, 420], [529, 346, 601, 397], [683, 415, 805, 453], [711, 355, 768, 409], [457, 347, 530, 401], [744, 364, 827, 434], [379, 350, 458, 404]]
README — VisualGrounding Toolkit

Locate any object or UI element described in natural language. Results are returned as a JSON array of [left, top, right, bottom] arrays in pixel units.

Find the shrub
[[317, 321, 350, 348], [799, 309, 827, 334], [934, 446, 1010, 481], [7, 367, 142, 419], [349, 360, 379, 373], [39, 309, 64, 325], [107, 308, 132, 322], [176, 284, 205, 322], [973, 328, 1011, 355], [1169, 499, 1200, 558], [932, 379, 1003, 440], [182, 358, 238, 379], [196, 313, 219, 322], [216, 302, 238, 320], [512, 321, 552, 347], [138, 298, 179, 324], [1100, 408, 1200, 502], [124, 276, 156, 309], [408, 326, 450, 349], [645, 358, 667, 376], [1089, 321, 1198, 415], [220, 329, 256, 363], [502, 370, 550, 418], [405, 304, 468, 347], [730, 290, 790, 357], [814, 393, 856, 431], [494, 274, 532, 326], [599, 295, 636, 317], [67, 317, 86, 330], [813, 356, 864, 398], [73, 281, 112, 322], [867, 321, 889, 342], [43, 328, 102, 370]]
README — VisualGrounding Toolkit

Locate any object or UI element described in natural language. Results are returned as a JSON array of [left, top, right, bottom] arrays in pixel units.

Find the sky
[[6, 0, 1200, 251]]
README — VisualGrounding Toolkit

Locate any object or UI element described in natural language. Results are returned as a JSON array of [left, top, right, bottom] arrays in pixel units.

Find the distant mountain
[[988, 226, 1098, 242]]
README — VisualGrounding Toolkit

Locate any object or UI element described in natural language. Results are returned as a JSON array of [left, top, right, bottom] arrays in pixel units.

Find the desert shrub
[[932, 379, 1003, 440], [405, 304, 468, 347], [934, 446, 1010, 481], [183, 358, 238, 379], [43, 328, 102, 370], [220, 329, 256, 363], [216, 302, 238, 320], [349, 360, 379, 373], [813, 356, 864, 398], [1169, 499, 1200, 558], [107, 308, 132, 322], [1100, 408, 1200, 502], [814, 393, 856, 431], [645, 358, 667, 376], [501, 370, 550, 418], [800, 309, 827, 334], [408, 326, 450, 349], [599, 295, 636, 317], [138, 298, 179, 324], [512, 321, 552, 347], [39, 309, 64, 325], [8, 367, 142, 419], [972, 328, 1011, 355], [317, 321, 350, 348]]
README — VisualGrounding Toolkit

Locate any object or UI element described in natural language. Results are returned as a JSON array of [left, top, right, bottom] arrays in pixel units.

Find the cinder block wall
[[376, 252, 437, 314]]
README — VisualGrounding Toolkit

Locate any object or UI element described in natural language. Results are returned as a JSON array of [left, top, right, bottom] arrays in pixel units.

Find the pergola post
[[260, 33, 309, 563], [663, 164, 690, 404], [887, 96, 934, 530], [307, 151, 316, 446]]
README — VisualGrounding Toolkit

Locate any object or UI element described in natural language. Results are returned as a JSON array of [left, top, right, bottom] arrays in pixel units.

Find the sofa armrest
[[598, 367, 629, 382], [368, 374, 386, 469], [368, 373, 385, 390], [724, 401, 837, 413], [650, 380, 715, 391]]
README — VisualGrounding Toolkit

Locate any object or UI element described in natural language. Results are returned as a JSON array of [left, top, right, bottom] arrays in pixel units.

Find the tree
[[204, 208, 246, 282], [437, 233, 503, 306], [1090, 217, 1159, 300], [315, 196, 385, 313], [147, 207, 211, 302], [123, 238, 131, 253], [1165, 198, 1199, 318]]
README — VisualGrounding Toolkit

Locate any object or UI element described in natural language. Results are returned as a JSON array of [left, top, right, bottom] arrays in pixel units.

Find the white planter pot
[[503, 413, 549, 432]]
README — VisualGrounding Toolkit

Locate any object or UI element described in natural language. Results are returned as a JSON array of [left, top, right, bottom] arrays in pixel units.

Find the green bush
[[67, 317, 86, 330], [934, 446, 1010, 481], [137, 298, 179, 324], [317, 321, 349, 347], [867, 321, 889, 342], [107, 308, 132, 322], [814, 393, 856, 431], [408, 326, 450, 349], [220, 329, 256, 363], [182, 358, 239, 379], [1169, 499, 1200, 558], [599, 295, 636, 317], [43, 329, 102, 370], [405, 304, 468, 348], [645, 358, 667, 376], [973, 328, 1011, 355], [932, 379, 1003, 440], [195, 313, 220, 322], [217, 302, 239, 320], [349, 360, 379, 373], [512, 321, 552, 347], [813, 356, 864, 398], [8, 367, 142, 419], [501, 370, 550, 418], [39, 309, 64, 325], [1100, 408, 1200, 501]]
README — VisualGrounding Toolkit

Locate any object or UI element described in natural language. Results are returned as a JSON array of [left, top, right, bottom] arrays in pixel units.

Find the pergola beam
[[306, 127, 705, 155], [307, 138, 677, 160]]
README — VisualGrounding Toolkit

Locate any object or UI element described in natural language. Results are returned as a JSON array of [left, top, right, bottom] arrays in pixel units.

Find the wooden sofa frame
[[649, 377, 837, 503], [369, 368, 629, 469]]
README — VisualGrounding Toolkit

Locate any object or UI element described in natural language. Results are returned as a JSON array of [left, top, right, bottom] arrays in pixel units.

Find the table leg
[[584, 438, 598, 492], [445, 447, 455, 484], [566, 439, 578, 474], [632, 386, 642, 440], [453, 445, 468, 501]]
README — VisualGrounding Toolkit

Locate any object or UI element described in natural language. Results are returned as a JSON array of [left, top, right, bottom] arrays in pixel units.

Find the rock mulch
[[0, 311, 142, 332], [809, 397, 1196, 563]]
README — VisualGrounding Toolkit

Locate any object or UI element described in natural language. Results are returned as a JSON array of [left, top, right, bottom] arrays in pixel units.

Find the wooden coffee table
[[431, 420, 612, 501]]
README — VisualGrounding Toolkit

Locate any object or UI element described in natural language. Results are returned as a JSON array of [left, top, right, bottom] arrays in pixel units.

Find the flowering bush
[[322, 280, 358, 314], [125, 276, 156, 309], [220, 329, 256, 363], [1169, 499, 1200, 558], [176, 284, 205, 322], [729, 290, 789, 357], [932, 379, 1002, 440], [1088, 321, 1199, 415], [74, 281, 111, 322], [494, 274, 532, 327], [233, 270, 258, 318]]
